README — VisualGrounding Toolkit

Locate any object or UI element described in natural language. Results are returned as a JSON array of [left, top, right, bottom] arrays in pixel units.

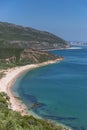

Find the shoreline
[[0, 58, 72, 130], [0, 59, 61, 115]]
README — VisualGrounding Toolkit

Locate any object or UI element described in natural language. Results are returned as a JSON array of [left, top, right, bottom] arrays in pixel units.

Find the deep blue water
[[12, 47, 87, 130]]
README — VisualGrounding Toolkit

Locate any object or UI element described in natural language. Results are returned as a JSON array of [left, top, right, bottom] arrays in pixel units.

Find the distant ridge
[[0, 21, 68, 50]]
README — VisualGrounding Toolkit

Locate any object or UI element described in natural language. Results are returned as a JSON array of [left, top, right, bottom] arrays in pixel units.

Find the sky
[[0, 0, 87, 41]]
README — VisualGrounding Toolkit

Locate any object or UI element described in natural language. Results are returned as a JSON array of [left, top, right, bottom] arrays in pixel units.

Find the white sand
[[0, 59, 61, 115], [0, 59, 72, 130]]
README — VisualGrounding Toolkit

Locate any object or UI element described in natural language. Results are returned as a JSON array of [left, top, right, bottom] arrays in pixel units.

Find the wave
[[67, 47, 82, 50]]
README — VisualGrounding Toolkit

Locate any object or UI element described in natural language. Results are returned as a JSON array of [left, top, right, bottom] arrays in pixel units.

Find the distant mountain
[[0, 22, 68, 50]]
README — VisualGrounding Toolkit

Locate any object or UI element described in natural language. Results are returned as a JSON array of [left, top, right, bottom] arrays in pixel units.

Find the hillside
[[0, 48, 63, 69], [0, 22, 68, 130], [0, 22, 68, 50], [0, 92, 68, 130]]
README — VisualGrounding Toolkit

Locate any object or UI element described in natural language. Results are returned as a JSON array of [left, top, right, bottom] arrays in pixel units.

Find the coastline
[[0, 59, 62, 115], [0, 58, 72, 130]]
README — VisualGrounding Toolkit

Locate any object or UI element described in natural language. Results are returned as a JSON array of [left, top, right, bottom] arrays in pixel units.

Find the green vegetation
[[0, 22, 67, 130], [0, 22, 68, 50], [0, 92, 66, 130], [0, 48, 22, 69], [0, 21, 65, 69], [0, 47, 62, 70]]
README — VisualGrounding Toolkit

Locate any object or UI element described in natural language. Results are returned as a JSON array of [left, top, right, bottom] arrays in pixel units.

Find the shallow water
[[13, 47, 87, 130]]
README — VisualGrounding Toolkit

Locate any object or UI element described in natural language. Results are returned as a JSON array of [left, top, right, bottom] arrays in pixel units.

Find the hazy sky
[[0, 0, 87, 41]]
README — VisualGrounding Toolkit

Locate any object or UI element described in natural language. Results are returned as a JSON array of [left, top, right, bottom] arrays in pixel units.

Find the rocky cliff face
[[0, 22, 68, 50]]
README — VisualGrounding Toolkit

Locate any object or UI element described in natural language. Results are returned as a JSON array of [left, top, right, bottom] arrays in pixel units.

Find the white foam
[[67, 47, 82, 50]]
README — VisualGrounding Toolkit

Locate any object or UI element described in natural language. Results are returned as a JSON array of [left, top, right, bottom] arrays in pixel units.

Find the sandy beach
[[0, 59, 61, 116], [0, 58, 72, 130]]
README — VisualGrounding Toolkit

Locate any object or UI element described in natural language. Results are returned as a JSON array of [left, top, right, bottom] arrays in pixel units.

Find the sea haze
[[12, 47, 87, 130]]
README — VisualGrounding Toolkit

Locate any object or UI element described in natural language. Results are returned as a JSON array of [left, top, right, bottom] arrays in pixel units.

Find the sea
[[12, 46, 87, 130]]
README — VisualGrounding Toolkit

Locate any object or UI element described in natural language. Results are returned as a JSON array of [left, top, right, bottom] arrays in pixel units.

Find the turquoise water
[[12, 47, 87, 130]]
